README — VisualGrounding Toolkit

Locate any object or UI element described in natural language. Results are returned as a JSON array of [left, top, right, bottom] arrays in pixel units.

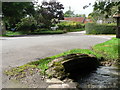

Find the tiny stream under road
[[76, 66, 120, 89]]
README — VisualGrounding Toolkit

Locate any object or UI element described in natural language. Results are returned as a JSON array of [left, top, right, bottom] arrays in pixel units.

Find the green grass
[[1, 30, 66, 37], [0, 31, 26, 37], [6, 31, 24, 36], [2, 29, 85, 37], [93, 38, 119, 60], [30, 30, 66, 34], [28, 58, 52, 74], [50, 49, 102, 59]]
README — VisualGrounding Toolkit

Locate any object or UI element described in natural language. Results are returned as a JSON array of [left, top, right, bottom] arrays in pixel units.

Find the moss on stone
[[4, 64, 37, 80]]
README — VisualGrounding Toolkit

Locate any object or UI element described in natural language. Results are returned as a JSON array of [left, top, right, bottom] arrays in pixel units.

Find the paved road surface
[[0, 31, 115, 88]]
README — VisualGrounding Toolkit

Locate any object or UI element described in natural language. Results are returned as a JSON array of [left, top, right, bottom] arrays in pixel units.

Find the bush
[[16, 16, 37, 33], [57, 21, 85, 32], [85, 23, 116, 34]]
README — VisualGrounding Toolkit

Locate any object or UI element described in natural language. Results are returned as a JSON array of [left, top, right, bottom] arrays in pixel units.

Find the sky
[[37, 0, 96, 16]]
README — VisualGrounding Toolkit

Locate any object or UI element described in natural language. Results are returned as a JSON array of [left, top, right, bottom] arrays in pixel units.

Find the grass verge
[[6, 31, 24, 36], [29, 30, 66, 35], [1, 29, 85, 37], [1, 30, 66, 37], [92, 38, 119, 60]]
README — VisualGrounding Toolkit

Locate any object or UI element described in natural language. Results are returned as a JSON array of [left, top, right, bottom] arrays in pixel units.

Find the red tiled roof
[[64, 17, 85, 23], [64, 17, 93, 24]]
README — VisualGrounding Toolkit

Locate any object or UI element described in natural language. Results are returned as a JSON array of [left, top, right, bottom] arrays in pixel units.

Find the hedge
[[85, 23, 116, 34], [57, 21, 85, 31]]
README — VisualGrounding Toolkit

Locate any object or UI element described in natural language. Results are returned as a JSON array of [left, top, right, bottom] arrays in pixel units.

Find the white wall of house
[[97, 20, 103, 24]]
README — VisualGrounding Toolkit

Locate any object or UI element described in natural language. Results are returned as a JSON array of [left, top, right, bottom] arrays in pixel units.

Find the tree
[[93, 1, 120, 18], [36, 0, 64, 28], [2, 2, 35, 29], [88, 11, 104, 22], [64, 9, 74, 17], [64, 6, 86, 17], [16, 16, 37, 33], [88, 1, 120, 23], [93, 1, 120, 38], [83, 3, 91, 9]]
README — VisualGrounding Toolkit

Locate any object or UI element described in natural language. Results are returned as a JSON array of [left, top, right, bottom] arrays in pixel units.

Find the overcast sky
[[37, 0, 96, 16]]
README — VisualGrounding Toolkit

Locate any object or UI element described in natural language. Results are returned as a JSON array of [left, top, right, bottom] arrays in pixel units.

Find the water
[[77, 66, 120, 88]]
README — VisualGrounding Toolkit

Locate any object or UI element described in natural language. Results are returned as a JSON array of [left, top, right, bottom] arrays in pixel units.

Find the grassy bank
[[1, 30, 66, 37], [5, 38, 120, 79], [1, 29, 85, 37], [93, 38, 119, 60], [29, 30, 66, 35], [0, 31, 24, 37]]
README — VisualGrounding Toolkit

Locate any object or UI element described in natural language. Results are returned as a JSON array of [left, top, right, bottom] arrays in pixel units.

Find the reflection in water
[[77, 66, 120, 88]]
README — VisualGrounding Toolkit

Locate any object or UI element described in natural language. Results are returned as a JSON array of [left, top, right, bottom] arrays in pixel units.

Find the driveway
[[1, 31, 115, 88]]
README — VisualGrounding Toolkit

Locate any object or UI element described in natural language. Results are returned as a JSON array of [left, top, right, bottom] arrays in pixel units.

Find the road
[[0, 31, 115, 88]]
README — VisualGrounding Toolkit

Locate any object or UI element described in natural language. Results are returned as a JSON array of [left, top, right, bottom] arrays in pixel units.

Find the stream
[[76, 66, 120, 89]]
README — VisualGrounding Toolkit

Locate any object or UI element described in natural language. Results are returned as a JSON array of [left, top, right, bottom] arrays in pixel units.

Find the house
[[64, 17, 93, 24], [64, 17, 85, 23], [84, 19, 93, 24]]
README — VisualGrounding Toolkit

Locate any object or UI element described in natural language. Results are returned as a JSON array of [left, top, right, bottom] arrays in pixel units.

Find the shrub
[[85, 23, 116, 34], [57, 21, 85, 31], [16, 16, 37, 33]]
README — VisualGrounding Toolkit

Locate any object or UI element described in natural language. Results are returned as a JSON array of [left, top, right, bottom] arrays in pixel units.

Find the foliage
[[93, 1, 120, 18], [0, 1, 1, 15], [2, 2, 35, 28], [75, 14, 86, 17], [64, 10, 74, 17], [88, 12, 103, 22], [64, 7, 86, 17], [93, 38, 119, 61], [85, 23, 116, 34], [57, 21, 85, 31], [92, 1, 120, 38], [35, 0, 64, 28], [88, 1, 119, 23], [15, 16, 37, 33]]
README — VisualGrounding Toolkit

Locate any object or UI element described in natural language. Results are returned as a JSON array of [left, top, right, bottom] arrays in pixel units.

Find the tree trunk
[[116, 17, 120, 38]]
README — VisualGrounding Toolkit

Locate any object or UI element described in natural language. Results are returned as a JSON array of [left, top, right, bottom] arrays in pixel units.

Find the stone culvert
[[46, 53, 100, 80]]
